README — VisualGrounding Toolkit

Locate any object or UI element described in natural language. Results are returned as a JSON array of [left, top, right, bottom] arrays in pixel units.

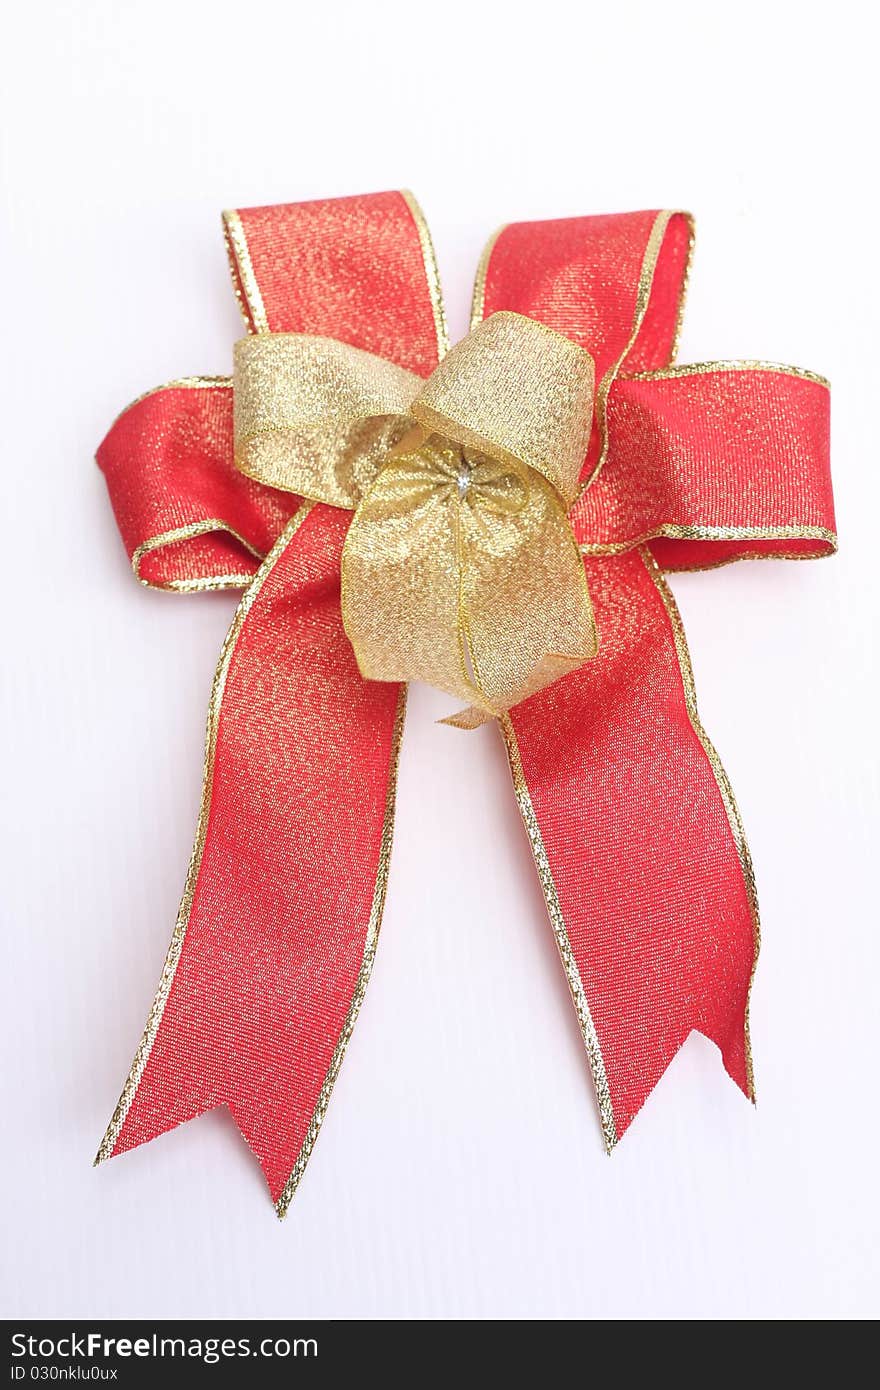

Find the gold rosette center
[[233, 312, 599, 724]]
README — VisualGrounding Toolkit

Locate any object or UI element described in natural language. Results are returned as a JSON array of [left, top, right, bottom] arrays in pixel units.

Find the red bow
[[95, 192, 834, 1216]]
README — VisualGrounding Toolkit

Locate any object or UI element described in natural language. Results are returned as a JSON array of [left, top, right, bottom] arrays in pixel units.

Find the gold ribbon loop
[[410, 312, 595, 509], [234, 333, 419, 508], [232, 313, 599, 722]]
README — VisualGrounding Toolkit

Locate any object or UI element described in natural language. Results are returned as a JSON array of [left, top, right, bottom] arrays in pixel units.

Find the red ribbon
[[95, 192, 834, 1215]]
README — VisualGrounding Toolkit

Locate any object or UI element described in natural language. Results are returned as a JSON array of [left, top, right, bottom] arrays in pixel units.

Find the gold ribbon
[[233, 311, 598, 724]]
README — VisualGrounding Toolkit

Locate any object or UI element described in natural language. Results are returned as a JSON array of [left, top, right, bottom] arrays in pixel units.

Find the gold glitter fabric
[[233, 333, 416, 506], [233, 312, 598, 721]]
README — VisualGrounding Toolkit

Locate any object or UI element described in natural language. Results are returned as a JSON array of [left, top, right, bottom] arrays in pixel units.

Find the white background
[[2, 0, 877, 1321]]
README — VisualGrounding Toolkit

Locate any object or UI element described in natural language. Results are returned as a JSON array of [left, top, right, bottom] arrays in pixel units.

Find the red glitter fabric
[[96, 193, 834, 1204]]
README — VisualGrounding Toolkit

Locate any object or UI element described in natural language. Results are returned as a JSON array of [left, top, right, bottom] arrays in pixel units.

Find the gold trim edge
[[469, 225, 506, 331], [400, 191, 450, 362], [107, 376, 231, 430], [669, 213, 696, 362], [500, 715, 618, 1154], [580, 523, 838, 559], [627, 359, 830, 389], [222, 209, 270, 333], [131, 518, 264, 594]]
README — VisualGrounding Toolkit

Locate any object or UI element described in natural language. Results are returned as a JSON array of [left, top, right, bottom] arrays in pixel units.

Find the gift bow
[[95, 192, 834, 1217], [233, 312, 598, 724]]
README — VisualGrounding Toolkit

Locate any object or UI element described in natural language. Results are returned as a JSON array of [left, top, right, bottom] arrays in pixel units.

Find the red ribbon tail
[[507, 548, 758, 1145], [96, 504, 405, 1213]]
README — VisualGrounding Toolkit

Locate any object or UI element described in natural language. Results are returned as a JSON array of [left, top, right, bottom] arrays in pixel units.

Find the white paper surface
[[2, 0, 877, 1320]]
